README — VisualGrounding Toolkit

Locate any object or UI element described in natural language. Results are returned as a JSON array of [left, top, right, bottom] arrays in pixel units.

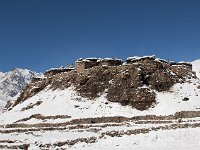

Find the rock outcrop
[[10, 56, 196, 111]]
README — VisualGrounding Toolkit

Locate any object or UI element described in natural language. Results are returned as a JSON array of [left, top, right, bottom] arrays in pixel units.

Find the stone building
[[170, 62, 192, 71], [44, 68, 74, 78], [98, 58, 123, 67], [76, 58, 99, 73], [76, 58, 123, 73], [169, 62, 193, 78]]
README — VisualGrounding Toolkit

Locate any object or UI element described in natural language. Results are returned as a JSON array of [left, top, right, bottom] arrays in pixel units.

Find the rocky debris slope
[[0, 68, 42, 111], [12, 56, 196, 111]]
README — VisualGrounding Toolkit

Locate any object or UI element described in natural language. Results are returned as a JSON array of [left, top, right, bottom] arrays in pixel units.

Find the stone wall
[[44, 68, 74, 77], [76, 58, 123, 73], [169, 62, 193, 78], [170, 62, 192, 71], [76, 60, 99, 73], [99, 59, 123, 67]]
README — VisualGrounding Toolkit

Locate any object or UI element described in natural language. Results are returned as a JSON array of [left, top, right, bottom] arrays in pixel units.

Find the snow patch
[[192, 59, 200, 79]]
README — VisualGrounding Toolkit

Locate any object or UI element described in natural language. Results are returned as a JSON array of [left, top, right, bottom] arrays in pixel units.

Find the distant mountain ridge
[[0, 68, 42, 111]]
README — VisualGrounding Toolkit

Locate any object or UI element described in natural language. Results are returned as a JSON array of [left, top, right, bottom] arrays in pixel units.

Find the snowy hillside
[[0, 68, 42, 111], [192, 59, 200, 78], [0, 78, 200, 149], [0, 94, 7, 111], [0, 77, 200, 124], [0, 57, 200, 149]]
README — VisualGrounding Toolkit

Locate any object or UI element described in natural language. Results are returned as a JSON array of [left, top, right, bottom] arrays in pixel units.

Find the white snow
[[192, 59, 200, 79], [0, 86, 142, 124], [71, 127, 200, 150], [0, 128, 99, 147], [0, 72, 4, 78], [97, 58, 123, 62], [151, 80, 200, 115], [76, 58, 100, 62], [127, 55, 155, 61]]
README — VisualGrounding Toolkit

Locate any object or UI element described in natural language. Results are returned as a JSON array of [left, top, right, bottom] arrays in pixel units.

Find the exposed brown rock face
[[12, 79, 47, 108], [10, 57, 196, 111]]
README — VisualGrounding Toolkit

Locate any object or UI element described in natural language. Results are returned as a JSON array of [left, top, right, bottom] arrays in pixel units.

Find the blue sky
[[0, 0, 200, 72]]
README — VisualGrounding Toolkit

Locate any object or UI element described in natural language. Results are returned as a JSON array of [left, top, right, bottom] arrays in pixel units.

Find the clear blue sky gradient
[[0, 0, 200, 72]]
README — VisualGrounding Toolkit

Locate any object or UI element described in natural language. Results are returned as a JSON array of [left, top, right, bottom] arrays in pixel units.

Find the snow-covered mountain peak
[[0, 68, 43, 111], [0, 68, 36, 97], [0, 71, 4, 75]]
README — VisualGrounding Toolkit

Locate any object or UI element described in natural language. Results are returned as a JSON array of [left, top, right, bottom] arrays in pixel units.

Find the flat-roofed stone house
[[76, 58, 99, 73], [98, 58, 123, 67], [76, 58, 123, 73], [44, 68, 74, 78]]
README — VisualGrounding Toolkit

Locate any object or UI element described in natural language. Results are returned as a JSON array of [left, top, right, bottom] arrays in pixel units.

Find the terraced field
[[1, 111, 200, 149]]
